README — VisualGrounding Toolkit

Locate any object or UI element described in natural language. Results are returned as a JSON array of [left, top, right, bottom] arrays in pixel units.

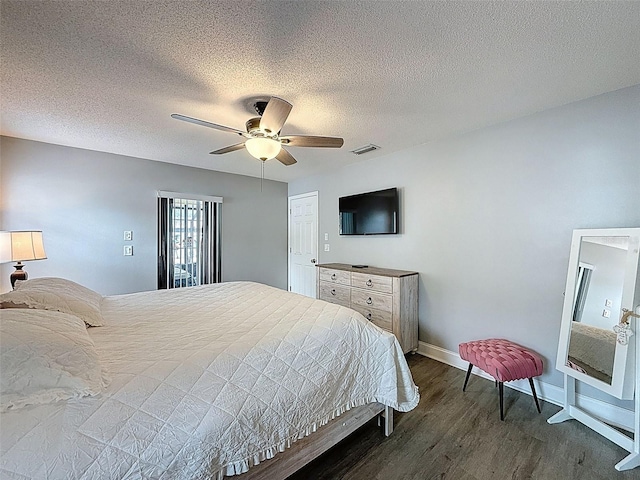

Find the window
[[157, 192, 222, 289]]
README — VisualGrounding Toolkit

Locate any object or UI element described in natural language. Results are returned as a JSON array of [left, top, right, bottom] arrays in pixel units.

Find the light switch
[[324, 233, 329, 241], [124, 245, 133, 256], [124, 231, 133, 241], [602, 309, 610, 318], [604, 299, 612, 308], [324, 244, 330, 252]]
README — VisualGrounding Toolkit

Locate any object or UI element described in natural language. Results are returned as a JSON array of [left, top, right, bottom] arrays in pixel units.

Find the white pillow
[[0, 309, 108, 412], [0, 277, 104, 326]]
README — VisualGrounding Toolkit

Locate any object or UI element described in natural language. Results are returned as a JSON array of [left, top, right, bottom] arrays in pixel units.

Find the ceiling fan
[[171, 97, 344, 166]]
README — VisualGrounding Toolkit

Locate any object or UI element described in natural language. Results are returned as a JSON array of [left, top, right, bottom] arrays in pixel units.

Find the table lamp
[[0, 231, 47, 289]]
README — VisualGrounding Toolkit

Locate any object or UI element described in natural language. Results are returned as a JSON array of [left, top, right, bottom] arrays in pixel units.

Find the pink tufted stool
[[459, 339, 543, 421]]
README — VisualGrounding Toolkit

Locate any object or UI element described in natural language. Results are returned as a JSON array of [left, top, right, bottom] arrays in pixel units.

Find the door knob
[[311, 258, 316, 264]]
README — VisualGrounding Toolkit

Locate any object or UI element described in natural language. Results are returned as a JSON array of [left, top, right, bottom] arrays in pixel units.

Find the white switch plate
[[124, 231, 133, 241], [124, 245, 133, 256], [605, 299, 612, 307], [324, 233, 329, 241], [324, 244, 330, 252], [602, 309, 610, 318]]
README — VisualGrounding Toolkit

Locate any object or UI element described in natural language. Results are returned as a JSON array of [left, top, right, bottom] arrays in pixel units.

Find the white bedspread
[[568, 321, 616, 377], [1, 282, 419, 479]]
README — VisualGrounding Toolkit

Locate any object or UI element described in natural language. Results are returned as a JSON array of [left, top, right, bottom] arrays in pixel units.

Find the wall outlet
[[324, 233, 329, 241], [324, 244, 330, 252], [124, 231, 133, 241], [123, 245, 133, 256], [602, 309, 610, 318], [604, 299, 612, 308]]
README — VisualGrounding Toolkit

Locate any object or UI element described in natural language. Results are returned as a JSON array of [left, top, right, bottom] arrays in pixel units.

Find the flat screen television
[[339, 187, 399, 235]]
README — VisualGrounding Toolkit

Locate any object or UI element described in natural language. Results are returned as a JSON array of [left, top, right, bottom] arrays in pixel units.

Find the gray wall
[[0, 137, 288, 295], [289, 85, 640, 398]]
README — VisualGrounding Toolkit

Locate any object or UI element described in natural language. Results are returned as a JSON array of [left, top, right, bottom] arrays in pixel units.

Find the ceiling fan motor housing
[[245, 117, 262, 134], [245, 117, 279, 138]]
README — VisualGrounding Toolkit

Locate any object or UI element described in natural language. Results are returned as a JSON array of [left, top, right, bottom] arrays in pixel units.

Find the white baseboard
[[417, 341, 634, 432]]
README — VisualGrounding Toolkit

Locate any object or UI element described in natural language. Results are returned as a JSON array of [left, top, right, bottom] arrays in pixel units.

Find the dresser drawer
[[319, 268, 351, 286], [350, 289, 393, 313], [352, 305, 393, 332], [351, 272, 393, 294], [319, 282, 351, 307]]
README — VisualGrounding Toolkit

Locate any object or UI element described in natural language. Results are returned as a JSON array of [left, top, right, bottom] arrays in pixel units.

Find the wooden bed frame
[[233, 403, 393, 480]]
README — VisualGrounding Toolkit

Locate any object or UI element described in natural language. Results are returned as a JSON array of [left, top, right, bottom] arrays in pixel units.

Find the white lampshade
[[245, 137, 281, 161], [0, 231, 47, 263]]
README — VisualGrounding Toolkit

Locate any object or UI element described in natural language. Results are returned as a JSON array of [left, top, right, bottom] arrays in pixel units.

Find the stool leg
[[499, 382, 504, 421], [529, 378, 541, 413], [462, 363, 473, 391]]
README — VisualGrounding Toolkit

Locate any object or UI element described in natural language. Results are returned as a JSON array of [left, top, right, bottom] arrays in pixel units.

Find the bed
[[0, 279, 419, 479], [567, 321, 616, 384]]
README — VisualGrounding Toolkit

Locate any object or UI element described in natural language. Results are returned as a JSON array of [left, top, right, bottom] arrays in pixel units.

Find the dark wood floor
[[288, 355, 638, 480]]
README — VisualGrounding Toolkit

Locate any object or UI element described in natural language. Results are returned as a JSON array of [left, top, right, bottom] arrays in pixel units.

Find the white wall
[[0, 137, 289, 294], [579, 242, 626, 330], [289, 85, 640, 408]]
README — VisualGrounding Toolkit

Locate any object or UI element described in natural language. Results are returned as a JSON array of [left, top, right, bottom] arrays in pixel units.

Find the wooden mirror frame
[[555, 228, 640, 399]]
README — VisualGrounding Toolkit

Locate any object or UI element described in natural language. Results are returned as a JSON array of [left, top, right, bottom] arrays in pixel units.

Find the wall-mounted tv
[[339, 187, 399, 235]]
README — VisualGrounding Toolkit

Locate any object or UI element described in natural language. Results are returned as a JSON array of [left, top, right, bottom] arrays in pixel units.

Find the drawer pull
[[331, 289, 336, 295], [331, 273, 337, 280], [366, 297, 373, 305], [366, 279, 373, 287], [366, 313, 372, 320]]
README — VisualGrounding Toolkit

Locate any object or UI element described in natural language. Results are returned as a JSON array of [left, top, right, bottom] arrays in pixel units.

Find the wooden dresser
[[316, 263, 419, 353]]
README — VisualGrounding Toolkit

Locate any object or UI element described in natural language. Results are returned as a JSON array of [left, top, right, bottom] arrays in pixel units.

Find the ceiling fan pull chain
[[261, 160, 264, 193]]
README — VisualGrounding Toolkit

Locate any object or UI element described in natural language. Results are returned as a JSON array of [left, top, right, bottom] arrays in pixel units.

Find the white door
[[288, 192, 318, 297]]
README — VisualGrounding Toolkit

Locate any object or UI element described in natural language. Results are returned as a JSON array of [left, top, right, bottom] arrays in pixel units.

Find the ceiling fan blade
[[259, 97, 292, 134], [171, 113, 245, 136], [280, 135, 344, 148], [209, 143, 246, 155], [276, 148, 297, 166]]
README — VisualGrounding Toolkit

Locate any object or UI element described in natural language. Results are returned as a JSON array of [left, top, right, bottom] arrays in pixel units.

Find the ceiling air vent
[[350, 144, 380, 155]]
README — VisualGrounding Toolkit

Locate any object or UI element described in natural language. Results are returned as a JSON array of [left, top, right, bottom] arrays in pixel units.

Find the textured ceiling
[[2, 1, 639, 182]]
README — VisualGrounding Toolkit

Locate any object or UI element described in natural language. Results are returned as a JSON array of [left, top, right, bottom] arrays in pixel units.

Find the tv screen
[[339, 187, 399, 235]]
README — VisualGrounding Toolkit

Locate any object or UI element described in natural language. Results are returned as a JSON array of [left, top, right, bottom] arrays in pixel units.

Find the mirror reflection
[[566, 236, 629, 385]]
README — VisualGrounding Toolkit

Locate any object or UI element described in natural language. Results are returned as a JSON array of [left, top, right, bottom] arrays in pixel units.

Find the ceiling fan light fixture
[[245, 137, 281, 161]]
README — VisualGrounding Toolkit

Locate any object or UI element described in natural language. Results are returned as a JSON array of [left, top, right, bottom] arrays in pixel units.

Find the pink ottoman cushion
[[459, 338, 543, 383]]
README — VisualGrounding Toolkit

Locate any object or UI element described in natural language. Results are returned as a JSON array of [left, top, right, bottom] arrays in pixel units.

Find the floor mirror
[[548, 227, 640, 472]]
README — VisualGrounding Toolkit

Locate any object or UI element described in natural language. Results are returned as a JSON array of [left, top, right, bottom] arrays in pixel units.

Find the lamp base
[[10, 262, 28, 289]]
